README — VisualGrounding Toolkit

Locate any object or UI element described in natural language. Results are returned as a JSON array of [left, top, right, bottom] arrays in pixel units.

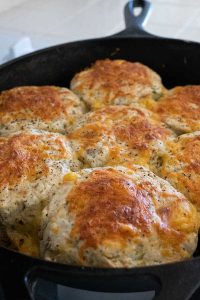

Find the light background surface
[[0, 0, 199, 64]]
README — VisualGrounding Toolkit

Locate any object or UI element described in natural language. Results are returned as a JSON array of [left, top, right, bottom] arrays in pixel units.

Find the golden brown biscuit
[[68, 105, 174, 172], [70, 59, 165, 110], [0, 129, 80, 256], [155, 86, 200, 134], [160, 131, 200, 212], [0, 86, 85, 135], [41, 166, 198, 267]]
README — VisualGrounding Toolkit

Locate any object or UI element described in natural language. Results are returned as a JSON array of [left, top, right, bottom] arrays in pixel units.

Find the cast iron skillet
[[1, 1, 200, 299]]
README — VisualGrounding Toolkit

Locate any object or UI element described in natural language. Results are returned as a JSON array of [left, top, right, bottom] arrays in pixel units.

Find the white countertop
[[0, 0, 200, 64]]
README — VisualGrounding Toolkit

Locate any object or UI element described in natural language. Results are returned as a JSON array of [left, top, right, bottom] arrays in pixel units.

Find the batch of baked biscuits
[[0, 59, 199, 268]]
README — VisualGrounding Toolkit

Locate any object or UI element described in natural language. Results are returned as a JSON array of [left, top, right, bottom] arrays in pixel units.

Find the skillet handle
[[115, 0, 155, 38], [26, 259, 200, 300], [2, 246, 200, 300]]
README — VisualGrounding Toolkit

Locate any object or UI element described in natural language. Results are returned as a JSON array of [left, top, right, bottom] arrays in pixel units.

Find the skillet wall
[[0, 37, 199, 92]]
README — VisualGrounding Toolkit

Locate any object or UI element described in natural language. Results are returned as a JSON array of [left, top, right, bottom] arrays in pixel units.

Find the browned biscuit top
[[0, 131, 71, 188], [71, 59, 164, 109], [156, 85, 200, 133]]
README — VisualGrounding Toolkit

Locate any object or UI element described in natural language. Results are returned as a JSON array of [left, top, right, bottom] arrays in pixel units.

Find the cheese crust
[[0, 129, 80, 255], [71, 59, 165, 110], [68, 105, 174, 171], [41, 166, 198, 267], [155, 86, 200, 134], [160, 131, 200, 211], [0, 86, 85, 135]]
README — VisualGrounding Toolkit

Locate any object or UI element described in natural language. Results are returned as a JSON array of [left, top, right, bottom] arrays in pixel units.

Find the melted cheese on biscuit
[[71, 59, 165, 110], [41, 166, 198, 267], [156, 86, 200, 133], [161, 131, 200, 211], [0, 129, 80, 255], [68, 105, 173, 171], [0, 86, 85, 135]]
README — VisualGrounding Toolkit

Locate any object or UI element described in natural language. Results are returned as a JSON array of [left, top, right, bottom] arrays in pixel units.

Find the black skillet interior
[[1, 1, 200, 300]]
